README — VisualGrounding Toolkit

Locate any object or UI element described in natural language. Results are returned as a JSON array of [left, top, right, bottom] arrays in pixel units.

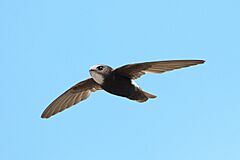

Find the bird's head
[[89, 64, 113, 85]]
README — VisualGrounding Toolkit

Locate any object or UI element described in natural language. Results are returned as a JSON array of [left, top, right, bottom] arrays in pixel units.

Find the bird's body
[[102, 72, 135, 98], [101, 72, 154, 102], [41, 59, 205, 119]]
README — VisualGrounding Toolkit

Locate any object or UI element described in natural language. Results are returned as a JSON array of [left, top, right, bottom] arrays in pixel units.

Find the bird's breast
[[101, 74, 135, 97]]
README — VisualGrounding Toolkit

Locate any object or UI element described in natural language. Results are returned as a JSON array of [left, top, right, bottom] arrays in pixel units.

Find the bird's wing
[[41, 78, 101, 119], [114, 60, 205, 80]]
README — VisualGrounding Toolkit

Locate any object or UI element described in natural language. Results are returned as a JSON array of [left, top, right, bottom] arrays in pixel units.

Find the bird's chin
[[89, 70, 95, 76], [89, 71, 104, 85]]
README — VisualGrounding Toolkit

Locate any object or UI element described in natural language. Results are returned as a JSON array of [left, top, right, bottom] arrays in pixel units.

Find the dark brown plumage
[[41, 59, 205, 119], [114, 60, 205, 79], [41, 78, 101, 118]]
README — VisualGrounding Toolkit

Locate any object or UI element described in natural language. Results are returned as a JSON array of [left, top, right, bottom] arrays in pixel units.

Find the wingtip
[[191, 60, 205, 65], [41, 113, 50, 119]]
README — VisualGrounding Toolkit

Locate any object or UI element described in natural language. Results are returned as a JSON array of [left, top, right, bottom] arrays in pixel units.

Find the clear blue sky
[[1, 0, 239, 160]]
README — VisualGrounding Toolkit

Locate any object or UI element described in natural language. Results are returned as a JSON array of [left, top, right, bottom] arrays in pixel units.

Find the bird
[[41, 59, 205, 118]]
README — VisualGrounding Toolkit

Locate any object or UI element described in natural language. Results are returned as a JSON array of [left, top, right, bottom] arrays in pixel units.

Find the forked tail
[[128, 89, 157, 103], [142, 91, 157, 99]]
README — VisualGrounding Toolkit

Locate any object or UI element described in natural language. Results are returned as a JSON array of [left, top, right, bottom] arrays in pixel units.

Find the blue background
[[1, 0, 239, 160]]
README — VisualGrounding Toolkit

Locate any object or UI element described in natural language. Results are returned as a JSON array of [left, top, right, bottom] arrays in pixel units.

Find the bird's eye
[[97, 66, 104, 71]]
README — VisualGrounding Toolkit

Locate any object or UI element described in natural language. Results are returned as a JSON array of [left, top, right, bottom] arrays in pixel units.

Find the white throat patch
[[90, 71, 104, 85]]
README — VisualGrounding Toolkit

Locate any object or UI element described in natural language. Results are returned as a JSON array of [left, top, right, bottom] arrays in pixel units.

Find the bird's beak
[[89, 69, 97, 76]]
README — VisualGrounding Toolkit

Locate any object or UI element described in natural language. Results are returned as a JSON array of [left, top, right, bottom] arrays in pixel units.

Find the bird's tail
[[128, 89, 157, 103], [142, 91, 157, 99]]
